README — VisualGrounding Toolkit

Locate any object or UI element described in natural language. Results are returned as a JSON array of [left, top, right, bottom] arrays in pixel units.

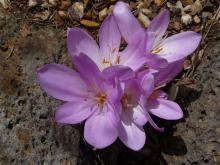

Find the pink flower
[[67, 15, 147, 72], [37, 54, 123, 149], [113, 1, 201, 67], [138, 71, 183, 131]]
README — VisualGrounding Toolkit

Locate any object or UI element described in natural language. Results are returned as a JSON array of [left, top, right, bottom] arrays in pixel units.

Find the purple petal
[[145, 32, 156, 53], [118, 112, 146, 151], [84, 104, 118, 149], [73, 54, 103, 89], [102, 65, 135, 83], [67, 28, 101, 65], [124, 79, 141, 106], [37, 64, 87, 101], [113, 1, 144, 44], [99, 15, 121, 58], [144, 32, 168, 69], [148, 10, 170, 46], [139, 72, 154, 98], [161, 31, 201, 63], [153, 60, 184, 87], [149, 98, 183, 120], [120, 34, 147, 71], [145, 54, 168, 69], [155, 90, 168, 99], [55, 99, 94, 124], [105, 80, 123, 119], [145, 110, 164, 132], [132, 105, 148, 126]]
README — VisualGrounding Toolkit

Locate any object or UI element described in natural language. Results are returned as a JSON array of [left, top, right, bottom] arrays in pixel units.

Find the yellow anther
[[116, 56, 120, 64], [96, 93, 107, 107], [102, 58, 113, 66], [152, 46, 163, 54]]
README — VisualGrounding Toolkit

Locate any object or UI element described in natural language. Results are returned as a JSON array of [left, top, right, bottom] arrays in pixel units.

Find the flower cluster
[[37, 2, 201, 150]]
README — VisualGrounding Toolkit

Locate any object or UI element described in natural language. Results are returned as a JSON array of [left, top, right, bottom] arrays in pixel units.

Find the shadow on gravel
[[72, 121, 187, 165]]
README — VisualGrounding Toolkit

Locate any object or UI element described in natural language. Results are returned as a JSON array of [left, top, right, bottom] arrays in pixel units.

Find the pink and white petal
[[145, 110, 164, 132], [55, 99, 94, 124], [102, 65, 135, 83], [153, 60, 184, 87], [148, 10, 170, 46], [73, 54, 103, 90], [139, 72, 154, 98], [105, 81, 123, 116], [122, 55, 147, 71], [160, 31, 201, 62], [37, 64, 87, 101], [145, 54, 168, 69], [84, 105, 118, 149], [99, 15, 121, 58], [149, 98, 183, 120], [121, 37, 148, 71], [67, 28, 101, 65], [145, 31, 156, 53], [124, 79, 142, 106], [155, 90, 168, 99], [132, 105, 148, 126], [118, 112, 146, 151], [113, 1, 144, 44]]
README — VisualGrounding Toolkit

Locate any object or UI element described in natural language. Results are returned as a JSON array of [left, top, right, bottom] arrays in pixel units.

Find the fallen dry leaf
[[20, 24, 31, 37], [33, 10, 51, 21], [80, 19, 99, 27]]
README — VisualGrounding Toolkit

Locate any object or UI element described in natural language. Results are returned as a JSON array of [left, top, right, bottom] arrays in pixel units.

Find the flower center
[[102, 56, 121, 67], [149, 91, 158, 99], [96, 92, 107, 107], [102, 58, 113, 66], [121, 93, 133, 109]]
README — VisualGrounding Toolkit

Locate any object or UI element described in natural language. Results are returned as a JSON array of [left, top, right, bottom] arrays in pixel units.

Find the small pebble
[[140, 8, 152, 16], [99, 8, 108, 21], [183, 5, 191, 12], [191, 0, 202, 15], [0, 0, 10, 9], [60, 0, 72, 10], [181, 14, 192, 25], [68, 2, 84, 21], [72, 2, 84, 19], [194, 15, 201, 24], [138, 12, 150, 28], [182, 0, 194, 6], [58, 10, 68, 20], [28, 0, 37, 8], [49, 0, 58, 6]]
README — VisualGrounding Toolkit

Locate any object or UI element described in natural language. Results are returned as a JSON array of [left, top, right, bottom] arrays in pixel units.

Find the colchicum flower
[[37, 54, 123, 149], [67, 15, 148, 72], [113, 1, 201, 67], [117, 73, 152, 150], [37, 1, 201, 151], [137, 70, 183, 132]]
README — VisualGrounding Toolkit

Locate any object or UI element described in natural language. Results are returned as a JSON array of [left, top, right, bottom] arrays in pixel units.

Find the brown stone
[[16, 128, 32, 144]]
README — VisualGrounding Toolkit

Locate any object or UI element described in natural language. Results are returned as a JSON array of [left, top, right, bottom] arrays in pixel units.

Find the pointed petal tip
[[162, 9, 170, 16], [36, 64, 53, 76], [149, 99, 184, 120], [113, 1, 129, 14]]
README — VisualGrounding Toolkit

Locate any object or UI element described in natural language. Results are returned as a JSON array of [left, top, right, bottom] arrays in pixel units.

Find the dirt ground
[[0, 1, 220, 165]]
